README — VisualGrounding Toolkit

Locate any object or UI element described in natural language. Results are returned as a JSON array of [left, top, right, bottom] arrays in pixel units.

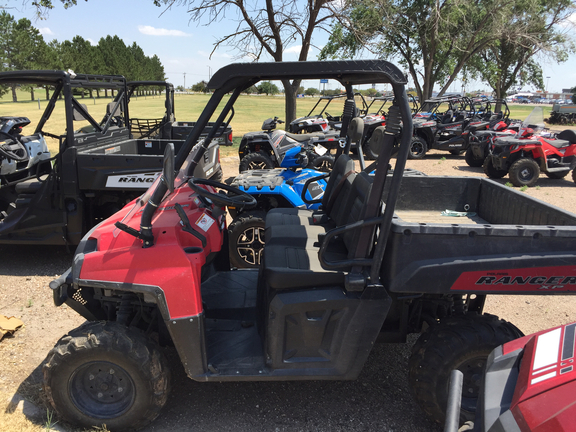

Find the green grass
[[0, 91, 328, 155], [0, 88, 556, 156]]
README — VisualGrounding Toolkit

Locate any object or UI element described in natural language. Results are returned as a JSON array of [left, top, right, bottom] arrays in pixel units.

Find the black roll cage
[[139, 60, 414, 286]]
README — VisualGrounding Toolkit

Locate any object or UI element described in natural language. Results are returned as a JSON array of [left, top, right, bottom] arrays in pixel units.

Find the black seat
[[556, 129, 576, 144], [14, 179, 43, 194], [264, 117, 364, 231]]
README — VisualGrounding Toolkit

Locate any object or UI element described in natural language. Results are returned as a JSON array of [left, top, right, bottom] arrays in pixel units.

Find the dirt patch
[[0, 150, 575, 431]]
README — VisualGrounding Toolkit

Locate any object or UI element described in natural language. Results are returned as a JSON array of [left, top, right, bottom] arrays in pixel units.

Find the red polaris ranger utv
[[45, 61, 576, 431]]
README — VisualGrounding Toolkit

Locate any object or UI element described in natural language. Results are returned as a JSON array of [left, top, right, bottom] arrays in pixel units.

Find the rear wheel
[[465, 148, 484, 167], [573, 169, 576, 184], [544, 170, 569, 179], [228, 211, 266, 268], [363, 137, 380, 160], [308, 154, 334, 172], [509, 158, 540, 187], [408, 314, 523, 425], [482, 157, 507, 179], [408, 137, 427, 159], [239, 152, 274, 172], [43, 321, 170, 432]]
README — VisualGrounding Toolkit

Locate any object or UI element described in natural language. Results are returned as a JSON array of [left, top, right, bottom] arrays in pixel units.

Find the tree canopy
[[321, 0, 575, 101], [0, 11, 166, 101]]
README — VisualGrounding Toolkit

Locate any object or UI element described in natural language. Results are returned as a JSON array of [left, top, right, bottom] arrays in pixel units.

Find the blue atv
[[228, 161, 330, 268], [238, 116, 341, 173]]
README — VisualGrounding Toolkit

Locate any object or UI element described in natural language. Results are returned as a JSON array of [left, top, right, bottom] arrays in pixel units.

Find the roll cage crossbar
[[0, 70, 129, 152]]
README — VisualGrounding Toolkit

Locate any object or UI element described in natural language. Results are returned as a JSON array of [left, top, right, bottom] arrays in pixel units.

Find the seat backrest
[[347, 117, 364, 146], [557, 129, 576, 144], [321, 153, 356, 209], [441, 110, 453, 124], [339, 172, 373, 256]]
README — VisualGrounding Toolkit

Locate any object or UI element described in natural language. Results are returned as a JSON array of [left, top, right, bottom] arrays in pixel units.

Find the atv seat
[[542, 138, 571, 149], [556, 129, 576, 144], [283, 131, 340, 142]]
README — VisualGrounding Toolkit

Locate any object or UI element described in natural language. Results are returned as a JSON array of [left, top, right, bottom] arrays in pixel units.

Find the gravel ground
[[1, 147, 575, 432]]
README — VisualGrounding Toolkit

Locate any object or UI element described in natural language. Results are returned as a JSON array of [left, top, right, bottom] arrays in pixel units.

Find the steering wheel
[[0, 135, 28, 161], [325, 112, 334, 120], [188, 178, 257, 208]]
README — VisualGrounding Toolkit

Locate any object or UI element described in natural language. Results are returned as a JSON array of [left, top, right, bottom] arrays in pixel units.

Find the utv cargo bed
[[382, 176, 576, 294]]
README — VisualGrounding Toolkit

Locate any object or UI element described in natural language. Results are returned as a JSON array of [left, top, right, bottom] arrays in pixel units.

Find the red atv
[[445, 321, 576, 431], [484, 108, 576, 186]]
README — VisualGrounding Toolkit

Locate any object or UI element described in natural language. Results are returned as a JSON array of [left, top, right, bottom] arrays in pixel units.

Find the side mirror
[[162, 142, 175, 193]]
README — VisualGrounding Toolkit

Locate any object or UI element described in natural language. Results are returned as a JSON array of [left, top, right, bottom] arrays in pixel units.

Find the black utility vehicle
[[0, 71, 220, 246], [127, 80, 233, 147], [410, 95, 479, 159]]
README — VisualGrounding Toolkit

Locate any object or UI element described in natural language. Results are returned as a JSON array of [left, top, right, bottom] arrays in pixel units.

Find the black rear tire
[[210, 165, 224, 183], [573, 169, 576, 184], [308, 154, 334, 172], [465, 147, 484, 167], [509, 157, 540, 187], [408, 137, 427, 159], [43, 321, 170, 432], [408, 314, 523, 425], [363, 138, 379, 160], [228, 210, 266, 268], [239, 152, 274, 172], [482, 157, 507, 179]]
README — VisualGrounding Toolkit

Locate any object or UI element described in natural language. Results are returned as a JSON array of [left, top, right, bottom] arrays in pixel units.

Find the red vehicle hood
[[505, 322, 576, 431]]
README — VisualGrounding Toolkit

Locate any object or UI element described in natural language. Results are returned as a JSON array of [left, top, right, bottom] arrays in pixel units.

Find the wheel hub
[[69, 361, 135, 419], [237, 226, 265, 266], [459, 357, 486, 411]]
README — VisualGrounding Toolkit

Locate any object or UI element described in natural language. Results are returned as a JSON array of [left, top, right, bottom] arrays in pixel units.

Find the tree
[[0, 11, 48, 101], [258, 82, 280, 96], [467, 0, 574, 106], [165, 0, 337, 124], [192, 81, 208, 92], [321, 0, 530, 102], [305, 87, 319, 96]]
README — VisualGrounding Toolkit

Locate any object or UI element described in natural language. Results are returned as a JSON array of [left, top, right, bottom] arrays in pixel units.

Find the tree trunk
[[11, 84, 17, 102], [105, 89, 108, 98], [45, 86, 50, 100], [30, 88, 35, 101], [282, 79, 301, 126]]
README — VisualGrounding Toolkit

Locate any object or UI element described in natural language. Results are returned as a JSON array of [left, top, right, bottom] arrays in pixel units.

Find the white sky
[[4, 0, 576, 94]]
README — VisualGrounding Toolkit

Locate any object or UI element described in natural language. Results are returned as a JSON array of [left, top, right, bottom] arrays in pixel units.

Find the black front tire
[[482, 157, 507, 179], [465, 147, 484, 167], [228, 211, 266, 268], [43, 321, 170, 432], [509, 157, 540, 187], [408, 137, 427, 159], [409, 314, 523, 425], [308, 154, 335, 172], [239, 152, 274, 172]]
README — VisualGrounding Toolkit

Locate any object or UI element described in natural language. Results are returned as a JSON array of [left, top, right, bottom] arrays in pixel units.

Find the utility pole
[[183, 72, 186, 91]]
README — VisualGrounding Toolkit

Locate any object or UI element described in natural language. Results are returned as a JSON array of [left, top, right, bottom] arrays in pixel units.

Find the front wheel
[[228, 211, 266, 268], [509, 157, 540, 187], [409, 314, 523, 425], [482, 157, 507, 179], [408, 137, 427, 159], [465, 147, 484, 167], [43, 322, 170, 431]]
